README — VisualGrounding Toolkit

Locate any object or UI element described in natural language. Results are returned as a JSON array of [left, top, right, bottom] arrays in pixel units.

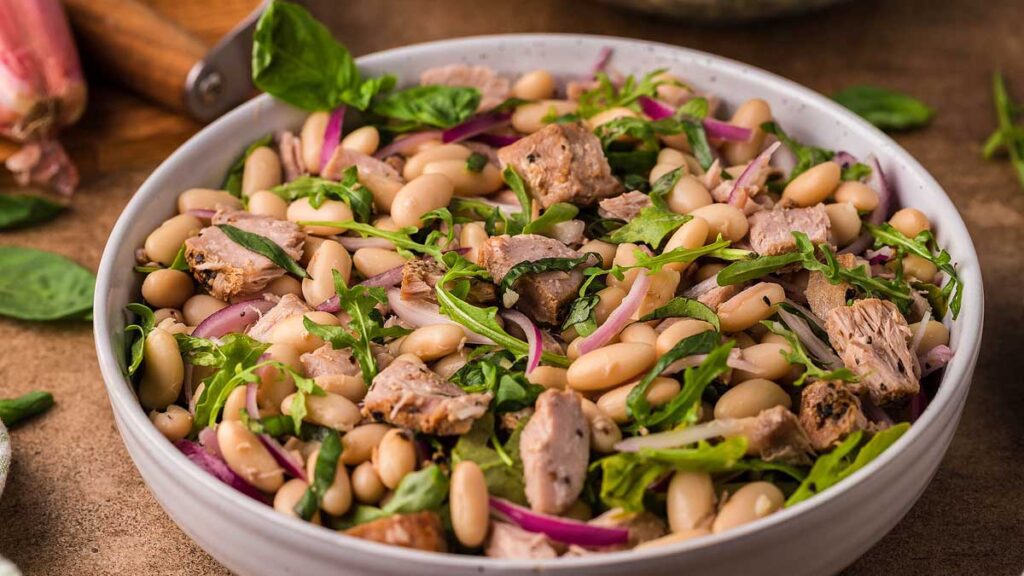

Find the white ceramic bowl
[[94, 34, 984, 576]]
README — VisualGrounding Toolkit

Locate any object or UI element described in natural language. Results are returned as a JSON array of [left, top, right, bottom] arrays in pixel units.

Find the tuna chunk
[[519, 389, 590, 515], [485, 522, 559, 559], [364, 357, 491, 435], [806, 253, 859, 319], [682, 274, 742, 312], [301, 343, 361, 378], [497, 122, 623, 209], [345, 511, 447, 552], [478, 234, 584, 325], [825, 298, 919, 405], [321, 147, 402, 182], [276, 130, 305, 182], [400, 257, 496, 305], [739, 406, 813, 465], [185, 210, 305, 301], [589, 509, 668, 548], [598, 191, 652, 221], [747, 205, 830, 256], [799, 380, 869, 452], [246, 293, 311, 342], [420, 64, 511, 112]]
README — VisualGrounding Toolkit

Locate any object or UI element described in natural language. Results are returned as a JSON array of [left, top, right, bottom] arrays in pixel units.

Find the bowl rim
[[94, 32, 984, 570]]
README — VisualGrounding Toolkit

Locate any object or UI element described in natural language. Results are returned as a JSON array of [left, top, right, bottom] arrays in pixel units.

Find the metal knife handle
[[63, 0, 208, 114], [184, 3, 266, 123]]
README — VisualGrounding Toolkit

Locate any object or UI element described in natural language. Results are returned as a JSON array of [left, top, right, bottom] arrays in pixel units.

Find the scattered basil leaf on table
[[0, 391, 55, 427], [217, 224, 308, 278], [252, 0, 395, 111], [833, 85, 934, 131], [982, 72, 1024, 190], [0, 195, 64, 230], [0, 246, 94, 321]]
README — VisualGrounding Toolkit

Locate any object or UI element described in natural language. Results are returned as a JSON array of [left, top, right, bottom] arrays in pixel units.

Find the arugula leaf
[[271, 169, 374, 222], [833, 86, 934, 131], [631, 237, 732, 273], [786, 423, 909, 506], [451, 350, 544, 413], [0, 194, 64, 230], [605, 149, 659, 177], [680, 119, 714, 171], [0, 390, 55, 428], [562, 294, 600, 337], [452, 413, 527, 504], [303, 270, 406, 381], [594, 437, 747, 512], [191, 334, 271, 429], [0, 246, 94, 321], [761, 121, 835, 183], [372, 85, 480, 129], [577, 70, 668, 118], [608, 206, 690, 246], [625, 331, 721, 429], [465, 152, 487, 173], [867, 223, 963, 319], [639, 297, 720, 331], [435, 255, 570, 367], [302, 219, 443, 260], [522, 203, 578, 235], [218, 224, 308, 278], [983, 72, 1024, 189], [840, 162, 872, 182], [717, 252, 804, 285], [252, 0, 395, 111], [502, 165, 532, 233], [294, 429, 342, 520], [648, 167, 683, 209], [124, 303, 156, 377], [222, 134, 274, 196], [338, 464, 450, 527], [761, 320, 857, 386]]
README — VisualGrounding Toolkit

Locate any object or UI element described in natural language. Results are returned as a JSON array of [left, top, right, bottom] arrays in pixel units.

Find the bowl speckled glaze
[[94, 34, 983, 576]]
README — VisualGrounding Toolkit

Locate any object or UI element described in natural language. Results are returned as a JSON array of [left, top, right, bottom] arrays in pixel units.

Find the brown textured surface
[[1, 0, 1022, 574]]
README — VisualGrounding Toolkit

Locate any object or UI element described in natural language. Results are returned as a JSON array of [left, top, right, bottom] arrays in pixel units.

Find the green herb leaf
[[761, 320, 858, 386], [0, 391, 55, 427], [648, 167, 683, 209], [452, 413, 528, 504], [608, 206, 690, 247], [0, 246, 94, 321], [499, 254, 595, 299], [252, 0, 394, 111], [761, 121, 835, 183], [465, 152, 488, 173], [716, 252, 804, 285], [632, 237, 732, 273], [680, 119, 714, 170], [502, 165, 532, 232], [594, 437, 746, 512], [562, 294, 600, 337], [302, 219, 443, 260], [0, 194, 64, 230], [124, 303, 156, 376], [294, 429, 342, 520], [639, 297, 720, 331], [271, 169, 374, 222], [451, 350, 544, 413], [833, 86, 934, 131], [983, 72, 1024, 189], [522, 203, 578, 235], [577, 70, 668, 119], [786, 423, 909, 506], [372, 85, 480, 129], [867, 223, 963, 319], [217, 224, 308, 278], [625, 331, 722, 429], [191, 334, 272, 429], [840, 162, 872, 182], [168, 245, 190, 272], [222, 135, 274, 196]]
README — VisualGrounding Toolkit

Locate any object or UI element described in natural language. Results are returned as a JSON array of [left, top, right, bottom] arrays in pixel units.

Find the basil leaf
[[0, 194, 64, 230], [833, 86, 934, 131], [217, 224, 308, 279], [0, 390, 54, 427], [452, 413, 527, 504], [983, 72, 1024, 189], [465, 152, 487, 173], [761, 121, 835, 183], [294, 429, 342, 520], [0, 247, 94, 321], [594, 437, 746, 512], [717, 252, 804, 285], [451, 350, 544, 413], [625, 331, 721, 429], [761, 320, 858, 386], [372, 85, 480, 129], [382, 464, 449, 514], [605, 149, 659, 178], [125, 303, 156, 376], [272, 169, 374, 222], [252, 0, 394, 111], [522, 202, 578, 235], [222, 134, 274, 196], [786, 423, 909, 506], [639, 297, 720, 331], [562, 294, 600, 337], [499, 254, 595, 298]]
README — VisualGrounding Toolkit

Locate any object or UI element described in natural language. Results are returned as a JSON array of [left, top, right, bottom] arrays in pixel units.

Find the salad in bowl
[[120, 0, 963, 560]]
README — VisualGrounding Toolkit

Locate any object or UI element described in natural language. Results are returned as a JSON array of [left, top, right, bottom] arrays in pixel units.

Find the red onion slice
[[472, 133, 521, 148], [319, 105, 346, 173], [777, 307, 844, 370], [614, 419, 744, 453], [638, 95, 674, 120], [373, 130, 443, 159], [920, 344, 953, 378], [489, 497, 628, 547], [578, 272, 651, 357], [186, 208, 216, 221], [197, 426, 221, 458], [176, 439, 268, 502], [841, 155, 892, 256], [442, 112, 512, 144], [591, 46, 614, 79], [501, 310, 542, 374], [661, 348, 759, 376], [386, 288, 493, 345], [728, 141, 781, 204], [702, 118, 753, 142], [192, 299, 277, 339], [246, 378, 307, 481]]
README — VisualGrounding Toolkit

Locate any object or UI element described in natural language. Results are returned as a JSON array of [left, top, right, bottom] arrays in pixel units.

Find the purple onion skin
[[175, 439, 268, 503]]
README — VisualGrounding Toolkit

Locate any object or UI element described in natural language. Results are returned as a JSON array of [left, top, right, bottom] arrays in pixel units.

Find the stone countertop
[[0, 0, 1021, 573]]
